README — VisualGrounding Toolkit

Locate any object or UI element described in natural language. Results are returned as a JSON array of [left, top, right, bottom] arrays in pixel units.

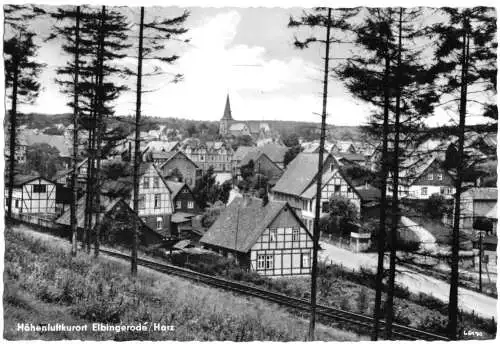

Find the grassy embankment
[[4, 226, 365, 341]]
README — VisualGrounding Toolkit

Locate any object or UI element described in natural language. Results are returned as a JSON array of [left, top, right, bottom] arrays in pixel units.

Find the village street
[[319, 241, 497, 320]]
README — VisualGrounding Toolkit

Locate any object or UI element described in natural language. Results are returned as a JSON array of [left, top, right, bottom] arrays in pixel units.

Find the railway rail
[[101, 248, 448, 341]]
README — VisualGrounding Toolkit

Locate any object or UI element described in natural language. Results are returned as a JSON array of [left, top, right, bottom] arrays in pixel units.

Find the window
[[330, 164, 334, 172], [176, 201, 182, 209], [153, 177, 160, 188], [154, 194, 161, 208], [182, 187, 189, 193], [33, 184, 46, 193], [143, 177, 150, 189], [437, 173, 443, 181], [265, 255, 273, 269], [138, 195, 145, 209], [421, 187, 428, 196], [292, 228, 300, 241], [156, 217, 163, 230], [322, 201, 329, 213], [334, 185, 341, 193], [301, 253, 310, 268], [257, 254, 266, 269], [309, 201, 312, 212], [15, 200, 19, 208], [427, 173, 434, 181], [347, 186, 353, 193], [269, 228, 277, 242], [188, 201, 194, 209]]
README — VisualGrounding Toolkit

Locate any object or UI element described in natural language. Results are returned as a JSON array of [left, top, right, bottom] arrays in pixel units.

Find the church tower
[[219, 94, 233, 135]]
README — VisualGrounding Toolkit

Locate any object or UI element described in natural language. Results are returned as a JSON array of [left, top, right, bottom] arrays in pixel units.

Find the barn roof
[[200, 197, 303, 253]]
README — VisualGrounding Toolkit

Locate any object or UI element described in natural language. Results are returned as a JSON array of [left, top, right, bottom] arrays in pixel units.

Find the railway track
[[101, 248, 448, 341]]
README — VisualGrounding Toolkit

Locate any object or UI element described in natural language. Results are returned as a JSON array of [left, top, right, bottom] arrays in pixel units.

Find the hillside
[[4, 225, 365, 341], [15, 113, 366, 141]]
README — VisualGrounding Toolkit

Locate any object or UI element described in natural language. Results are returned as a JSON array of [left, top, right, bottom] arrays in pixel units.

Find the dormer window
[[427, 174, 434, 181]]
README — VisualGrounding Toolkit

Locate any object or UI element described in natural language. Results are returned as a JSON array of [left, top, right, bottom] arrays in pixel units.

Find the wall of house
[[173, 187, 200, 214], [249, 208, 313, 276], [5, 180, 57, 215], [160, 155, 199, 189], [253, 155, 283, 182]]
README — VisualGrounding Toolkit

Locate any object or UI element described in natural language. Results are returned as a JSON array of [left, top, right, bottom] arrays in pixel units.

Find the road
[[319, 240, 497, 320]]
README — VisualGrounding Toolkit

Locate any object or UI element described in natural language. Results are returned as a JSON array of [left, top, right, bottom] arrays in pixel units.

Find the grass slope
[[4, 226, 365, 341]]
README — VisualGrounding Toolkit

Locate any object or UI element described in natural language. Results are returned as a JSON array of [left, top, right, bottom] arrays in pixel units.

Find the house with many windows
[[4, 175, 57, 216], [271, 153, 380, 232], [101, 163, 185, 238], [387, 156, 455, 200], [200, 196, 314, 276]]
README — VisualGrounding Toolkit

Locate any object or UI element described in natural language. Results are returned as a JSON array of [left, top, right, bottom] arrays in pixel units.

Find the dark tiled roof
[[355, 185, 381, 202], [200, 197, 288, 253], [272, 152, 331, 197], [56, 195, 120, 228]]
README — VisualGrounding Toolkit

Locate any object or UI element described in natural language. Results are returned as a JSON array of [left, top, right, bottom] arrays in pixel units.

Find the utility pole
[[308, 7, 331, 341], [131, 6, 145, 276], [479, 230, 483, 292], [70, 6, 81, 257]]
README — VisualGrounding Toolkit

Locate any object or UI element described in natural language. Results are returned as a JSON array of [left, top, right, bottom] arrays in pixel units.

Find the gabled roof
[[6, 174, 53, 187], [144, 140, 179, 153], [221, 94, 233, 120], [462, 187, 498, 201], [259, 143, 288, 163], [158, 151, 198, 169], [239, 150, 265, 167], [165, 180, 186, 199], [272, 152, 333, 197], [200, 197, 308, 253], [56, 195, 121, 229]]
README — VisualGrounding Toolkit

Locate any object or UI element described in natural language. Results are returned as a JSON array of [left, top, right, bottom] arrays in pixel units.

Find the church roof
[[221, 94, 233, 120]]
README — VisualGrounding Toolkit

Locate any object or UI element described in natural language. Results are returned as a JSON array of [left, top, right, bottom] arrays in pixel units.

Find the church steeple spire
[[221, 94, 233, 120]]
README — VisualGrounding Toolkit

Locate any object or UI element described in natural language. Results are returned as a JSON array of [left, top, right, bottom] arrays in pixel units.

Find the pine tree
[[288, 7, 358, 340], [335, 8, 439, 339], [428, 7, 497, 340], [4, 5, 45, 219], [129, 7, 188, 275], [50, 6, 84, 256]]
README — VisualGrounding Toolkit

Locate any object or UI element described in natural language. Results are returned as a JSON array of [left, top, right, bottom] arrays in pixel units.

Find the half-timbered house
[[200, 196, 314, 276], [5, 175, 57, 216], [387, 156, 455, 200], [271, 153, 380, 231]]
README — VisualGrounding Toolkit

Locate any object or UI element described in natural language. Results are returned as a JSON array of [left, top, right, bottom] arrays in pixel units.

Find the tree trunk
[[372, 48, 391, 343], [308, 7, 331, 342], [385, 8, 403, 339], [93, 5, 106, 258], [7, 55, 19, 219], [448, 15, 470, 340], [70, 6, 81, 257], [131, 6, 145, 276]]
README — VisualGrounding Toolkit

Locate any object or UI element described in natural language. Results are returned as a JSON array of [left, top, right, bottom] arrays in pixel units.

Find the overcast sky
[[11, 5, 496, 126]]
